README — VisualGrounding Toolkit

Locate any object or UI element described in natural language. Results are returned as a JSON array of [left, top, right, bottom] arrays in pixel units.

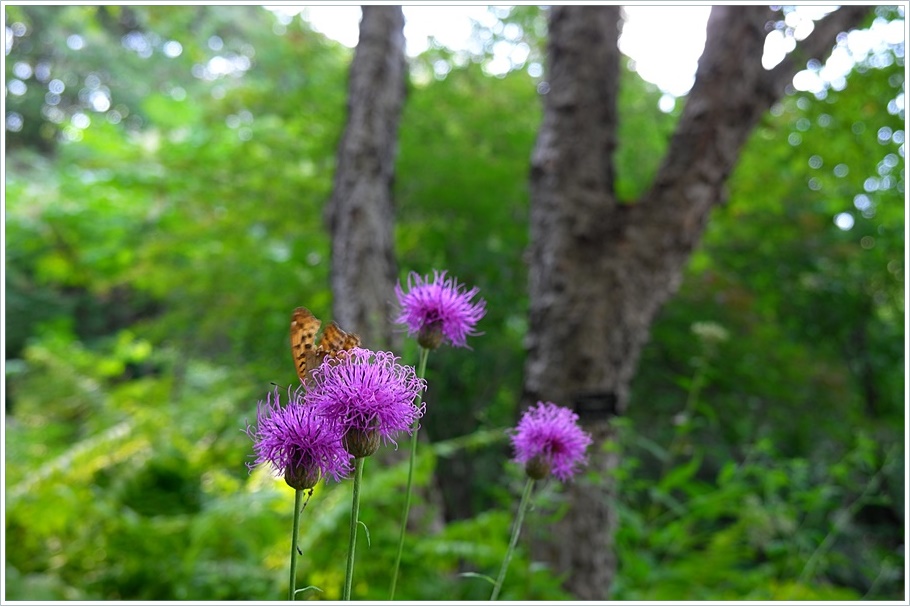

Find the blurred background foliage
[[4, 5, 905, 601]]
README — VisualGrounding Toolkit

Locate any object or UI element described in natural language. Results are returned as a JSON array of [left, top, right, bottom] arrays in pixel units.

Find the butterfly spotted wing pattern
[[318, 321, 361, 358], [290, 307, 360, 383], [290, 307, 321, 383]]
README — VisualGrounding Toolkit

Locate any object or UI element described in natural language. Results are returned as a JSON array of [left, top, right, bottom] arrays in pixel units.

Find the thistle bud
[[343, 427, 382, 458], [417, 321, 444, 350], [284, 462, 322, 490], [524, 454, 551, 480]]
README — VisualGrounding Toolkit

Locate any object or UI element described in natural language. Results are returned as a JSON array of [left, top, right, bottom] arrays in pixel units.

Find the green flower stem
[[663, 353, 709, 475], [490, 477, 535, 601], [389, 346, 430, 600], [342, 457, 365, 601], [289, 488, 303, 601]]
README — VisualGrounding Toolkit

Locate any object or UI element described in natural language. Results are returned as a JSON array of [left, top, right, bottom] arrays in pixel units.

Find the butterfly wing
[[290, 307, 322, 382], [318, 322, 361, 358]]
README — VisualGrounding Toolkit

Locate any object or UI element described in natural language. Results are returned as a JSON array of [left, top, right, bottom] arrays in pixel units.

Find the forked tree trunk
[[522, 5, 870, 599], [326, 6, 406, 350]]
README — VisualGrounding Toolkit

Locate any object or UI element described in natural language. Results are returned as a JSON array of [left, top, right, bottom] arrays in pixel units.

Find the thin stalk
[[288, 488, 303, 601], [389, 346, 430, 600], [342, 457, 365, 601], [799, 445, 894, 584], [490, 478, 535, 601], [662, 354, 708, 475]]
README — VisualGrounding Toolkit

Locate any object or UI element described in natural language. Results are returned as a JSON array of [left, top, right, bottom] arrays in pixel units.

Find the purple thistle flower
[[511, 402, 592, 482], [394, 270, 486, 349], [245, 387, 353, 489], [305, 348, 426, 458]]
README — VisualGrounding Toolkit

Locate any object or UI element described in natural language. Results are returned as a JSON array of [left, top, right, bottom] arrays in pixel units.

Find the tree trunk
[[325, 5, 448, 544], [523, 5, 870, 599], [326, 6, 406, 351]]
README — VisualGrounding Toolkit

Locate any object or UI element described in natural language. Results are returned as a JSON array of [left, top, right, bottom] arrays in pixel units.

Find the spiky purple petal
[[394, 270, 486, 348], [245, 387, 353, 484], [511, 401, 592, 482], [305, 348, 426, 452]]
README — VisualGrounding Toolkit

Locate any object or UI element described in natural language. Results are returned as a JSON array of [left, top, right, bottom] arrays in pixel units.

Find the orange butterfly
[[290, 307, 360, 383]]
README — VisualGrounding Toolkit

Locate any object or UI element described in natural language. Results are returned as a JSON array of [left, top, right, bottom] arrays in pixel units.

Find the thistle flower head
[[305, 348, 426, 457], [245, 387, 353, 489], [511, 401, 592, 482], [394, 270, 486, 349]]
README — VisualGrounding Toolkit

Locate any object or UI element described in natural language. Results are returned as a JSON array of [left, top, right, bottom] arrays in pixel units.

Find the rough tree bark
[[522, 5, 871, 600], [325, 6, 447, 540], [326, 6, 406, 350]]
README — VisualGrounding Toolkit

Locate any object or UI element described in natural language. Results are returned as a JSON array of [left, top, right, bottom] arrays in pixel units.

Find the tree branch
[[638, 6, 873, 251], [764, 5, 872, 100]]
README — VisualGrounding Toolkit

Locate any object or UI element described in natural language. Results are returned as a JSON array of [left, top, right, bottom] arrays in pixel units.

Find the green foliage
[[5, 4, 904, 602], [612, 416, 902, 600], [615, 62, 679, 201], [6, 329, 261, 600], [5, 5, 351, 381], [625, 22, 904, 599]]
